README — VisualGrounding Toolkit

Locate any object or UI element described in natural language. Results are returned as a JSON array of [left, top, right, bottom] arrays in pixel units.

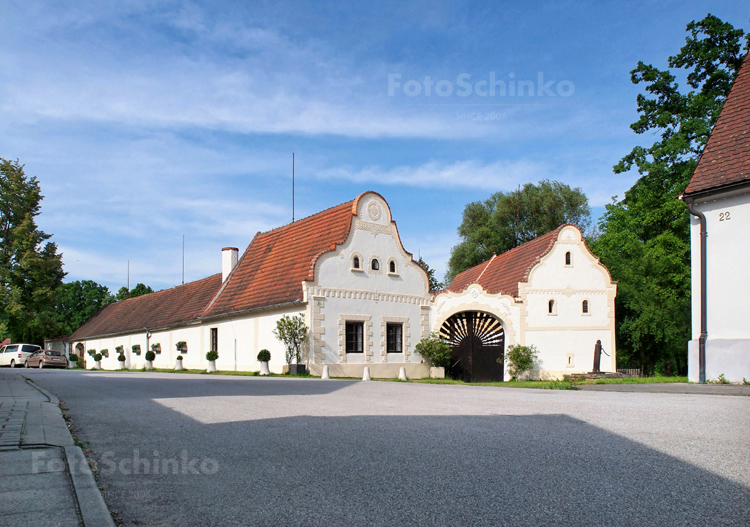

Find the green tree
[[417, 257, 444, 291], [54, 280, 115, 335], [273, 314, 308, 365], [414, 333, 452, 369], [447, 180, 590, 281], [0, 159, 65, 344], [504, 344, 539, 380], [590, 14, 748, 376], [116, 283, 154, 301]]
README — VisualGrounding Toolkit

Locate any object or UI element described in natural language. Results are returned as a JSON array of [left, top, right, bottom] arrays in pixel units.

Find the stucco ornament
[[367, 201, 382, 221]]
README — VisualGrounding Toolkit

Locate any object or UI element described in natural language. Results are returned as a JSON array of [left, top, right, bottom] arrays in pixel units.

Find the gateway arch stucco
[[432, 284, 518, 349]]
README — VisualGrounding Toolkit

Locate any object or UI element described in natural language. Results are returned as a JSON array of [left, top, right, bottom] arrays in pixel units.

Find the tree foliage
[[414, 332, 452, 368], [0, 159, 65, 344], [54, 280, 114, 335], [447, 180, 590, 281], [504, 344, 539, 380], [417, 257, 444, 291], [273, 314, 308, 365], [116, 283, 154, 301], [590, 14, 748, 375]]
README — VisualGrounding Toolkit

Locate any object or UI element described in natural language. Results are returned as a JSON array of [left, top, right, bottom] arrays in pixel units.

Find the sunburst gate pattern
[[439, 311, 504, 347]]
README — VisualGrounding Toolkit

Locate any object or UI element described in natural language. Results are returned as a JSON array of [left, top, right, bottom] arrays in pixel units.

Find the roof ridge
[[254, 198, 356, 237]]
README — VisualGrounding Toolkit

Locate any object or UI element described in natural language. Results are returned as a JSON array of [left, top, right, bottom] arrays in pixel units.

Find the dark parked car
[[25, 349, 68, 369]]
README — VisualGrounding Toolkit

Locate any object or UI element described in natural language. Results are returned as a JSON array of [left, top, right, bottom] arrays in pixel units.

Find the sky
[[1, 0, 747, 292]]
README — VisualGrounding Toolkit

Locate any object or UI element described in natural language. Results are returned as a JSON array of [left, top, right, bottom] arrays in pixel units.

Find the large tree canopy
[[590, 14, 748, 375], [0, 159, 65, 344], [447, 180, 590, 282], [55, 280, 115, 335]]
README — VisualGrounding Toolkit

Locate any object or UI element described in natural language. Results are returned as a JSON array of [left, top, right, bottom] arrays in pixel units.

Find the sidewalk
[[0, 370, 114, 527], [578, 382, 750, 396]]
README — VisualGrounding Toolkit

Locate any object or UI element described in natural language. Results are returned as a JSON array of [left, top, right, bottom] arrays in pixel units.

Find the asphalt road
[[16, 369, 750, 526]]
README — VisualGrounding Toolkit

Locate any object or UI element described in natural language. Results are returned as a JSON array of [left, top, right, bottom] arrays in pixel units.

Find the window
[[565, 251, 571, 266], [548, 299, 556, 315], [389, 260, 396, 273], [371, 259, 380, 271], [346, 322, 364, 353], [353, 256, 360, 269], [582, 300, 589, 314], [210, 328, 218, 352], [386, 323, 403, 353]]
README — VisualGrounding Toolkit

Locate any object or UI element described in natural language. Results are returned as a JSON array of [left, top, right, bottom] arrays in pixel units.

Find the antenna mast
[[127, 260, 130, 291], [292, 152, 295, 223], [182, 235, 185, 285]]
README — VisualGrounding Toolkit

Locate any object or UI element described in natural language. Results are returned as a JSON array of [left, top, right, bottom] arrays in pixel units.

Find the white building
[[681, 55, 750, 383], [67, 191, 616, 381]]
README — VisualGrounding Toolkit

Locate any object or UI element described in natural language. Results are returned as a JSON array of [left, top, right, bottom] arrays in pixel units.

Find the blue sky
[[1, 0, 747, 291]]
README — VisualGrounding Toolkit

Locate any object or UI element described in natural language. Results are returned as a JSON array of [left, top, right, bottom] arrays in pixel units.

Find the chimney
[[222, 247, 239, 282]]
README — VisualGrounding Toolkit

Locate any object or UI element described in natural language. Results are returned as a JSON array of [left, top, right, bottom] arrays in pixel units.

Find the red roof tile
[[446, 226, 566, 298], [202, 196, 362, 317], [68, 274, 222, 340], [684, 55, 750, 195]]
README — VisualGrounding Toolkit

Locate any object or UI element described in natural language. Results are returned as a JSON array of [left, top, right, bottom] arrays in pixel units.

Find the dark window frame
[[371, 259, 380, 271], [582, 300, 589, 314], [386, 323, 403, 353], [210, 328, 218, 352], [345, 322, 364, 353]]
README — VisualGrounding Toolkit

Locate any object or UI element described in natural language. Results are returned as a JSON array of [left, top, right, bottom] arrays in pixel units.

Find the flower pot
[[145, 360, 153, 371], [288, 364, 306, 375], [94, 360, 101, 370], [259, 361, 270, 376], [117, 361, 126, 370], [175, 359, 183, 371], [206, 360, 217, 373]]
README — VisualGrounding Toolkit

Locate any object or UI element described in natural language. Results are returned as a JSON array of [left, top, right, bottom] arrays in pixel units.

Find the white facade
[[687, 188, 750, 383], [69, 193, 616, 381]]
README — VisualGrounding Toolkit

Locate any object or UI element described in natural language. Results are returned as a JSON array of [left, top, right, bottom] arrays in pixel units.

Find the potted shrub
[[273, 314, 308, 375], [176, 341, 187, 353], [145, 350, 156, 370], [117, 352, 126, 370], [100, 348, 109, 358], [175, 354, 184, 371], [151, 342, 161, 354], [132, 344, 141, 355], [68, 354, 79, 369], [87, 349, 96, 358], [206, 350, 218, 373], [93, 353, 103, 370], [257, 349, 271, 376], [415, 333, 451, 379]]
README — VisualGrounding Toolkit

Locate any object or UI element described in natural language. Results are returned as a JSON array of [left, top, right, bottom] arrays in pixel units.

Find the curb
[[66, 446, 116, 527], [21, 376, 115, 526], [24, 377, 60, 405]]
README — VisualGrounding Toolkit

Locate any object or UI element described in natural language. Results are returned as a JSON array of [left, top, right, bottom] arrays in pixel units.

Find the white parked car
[[0, 343, 42, 368]]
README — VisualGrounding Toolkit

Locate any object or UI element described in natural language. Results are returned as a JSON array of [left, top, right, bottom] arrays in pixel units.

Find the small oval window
[[353, 256, 360, 269], [582, 300, 589, 314], [565, 251, 571, 266], [371, 259, 380, 271], [548, 299, 555, 314], [389, 261, 396, 273]]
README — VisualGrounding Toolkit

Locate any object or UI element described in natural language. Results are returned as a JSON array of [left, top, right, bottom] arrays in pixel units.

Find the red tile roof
[[202, 196, 363, 317], [68, 274, 222, 340], [684, 55, 750, 195], [445, 225, 566, 298]]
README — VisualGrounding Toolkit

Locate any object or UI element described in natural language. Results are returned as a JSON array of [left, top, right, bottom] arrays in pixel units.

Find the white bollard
[[398, 367, 407, 381], [362, 366, 371, 381], [321, 365, 330, 379]]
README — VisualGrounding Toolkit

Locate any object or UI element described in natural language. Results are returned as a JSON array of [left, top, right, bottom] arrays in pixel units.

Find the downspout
[[682, 196, 707, 384]]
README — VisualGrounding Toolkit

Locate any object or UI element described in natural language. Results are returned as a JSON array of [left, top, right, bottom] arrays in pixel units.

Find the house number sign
[[719, 212, 731, 221]]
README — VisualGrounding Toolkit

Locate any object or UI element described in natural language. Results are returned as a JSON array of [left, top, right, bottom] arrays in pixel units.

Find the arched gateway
[[439, 311, 505, 382]]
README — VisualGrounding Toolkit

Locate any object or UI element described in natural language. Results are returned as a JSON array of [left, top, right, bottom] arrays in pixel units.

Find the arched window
[[389, 260, 396, 273], [371, 259, 380, 271], [353, 256, 360, 269], [565, 251, 571, 266], [582, 300, 589, 314], [548, 299, 555, 314]]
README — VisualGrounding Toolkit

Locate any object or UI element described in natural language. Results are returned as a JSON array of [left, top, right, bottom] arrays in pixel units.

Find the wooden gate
[[439, 311, 505, 382]]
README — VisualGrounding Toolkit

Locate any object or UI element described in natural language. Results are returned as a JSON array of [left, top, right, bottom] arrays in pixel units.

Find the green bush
[[76, 355, 85, 368], [176, 355, 184, 361], [115, 345, 124, 353], [117, 353, 126, 362], [131, 344, 141, 354], [87, 349, 96, 357], [100, 349, 109, 358], [257, 349, 271, 362], [206, 350, 219, 362], [273, 315, 308, 364], [69, 353, 78, 363], [94, 353, 103, 362], [151, 343, 161, 353], [145, 350, 156, 361], [414, 333, 452, 369], [176, 341, 187, 351], [503, 344, 539, 380]]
